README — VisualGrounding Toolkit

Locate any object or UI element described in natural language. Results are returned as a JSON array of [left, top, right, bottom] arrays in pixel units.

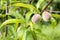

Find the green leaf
[[25, 11, 33, 26], [7, 25, 17, 40], [12, 3, 40, 13], [17, 26, 26, 40], [0, 19, 25, 29], [31, 31, 37, 40], [52, 14, 60, 19], [50, 17, 57, 28], [36, 0, 45, 9], [9, 8, 24, 20], [22, 30, 35, 40]]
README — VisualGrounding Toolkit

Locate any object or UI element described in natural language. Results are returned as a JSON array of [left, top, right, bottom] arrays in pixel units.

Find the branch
[[47, 10, 60, 13], [40, 0, 53, 14]]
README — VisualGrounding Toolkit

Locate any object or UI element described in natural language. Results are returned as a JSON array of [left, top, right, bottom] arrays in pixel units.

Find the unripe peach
[[42, 11, 51, 22], [31, 14, 41, 23]]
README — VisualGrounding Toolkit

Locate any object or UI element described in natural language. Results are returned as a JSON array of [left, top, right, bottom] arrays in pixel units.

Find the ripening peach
[[31, 14, 41, 23], [42, 11, 51, 22]]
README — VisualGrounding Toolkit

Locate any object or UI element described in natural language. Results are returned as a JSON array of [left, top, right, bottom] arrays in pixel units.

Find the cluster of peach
[[32, 11, 51, 23]]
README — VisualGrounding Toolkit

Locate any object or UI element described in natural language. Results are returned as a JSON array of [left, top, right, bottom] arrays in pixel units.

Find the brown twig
[[47, 10, 60, 13], [5, 0, 9, 37], [40, 0, 53, 15]]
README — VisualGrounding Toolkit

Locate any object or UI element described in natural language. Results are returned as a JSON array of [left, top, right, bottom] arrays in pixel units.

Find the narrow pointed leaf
[[0, 19, 25, 29], [12, 3, 40, 13]]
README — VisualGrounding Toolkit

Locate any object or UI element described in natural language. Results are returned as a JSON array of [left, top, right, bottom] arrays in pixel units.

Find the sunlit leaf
[[0, 19, 25, 29], [51, 17, 57, 28], [12, 3, 40, 13], [52, 14, 60, 19], [17, 25, 26, 40], [25, 11, 33, 26], [36, 0, 44, 9]]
